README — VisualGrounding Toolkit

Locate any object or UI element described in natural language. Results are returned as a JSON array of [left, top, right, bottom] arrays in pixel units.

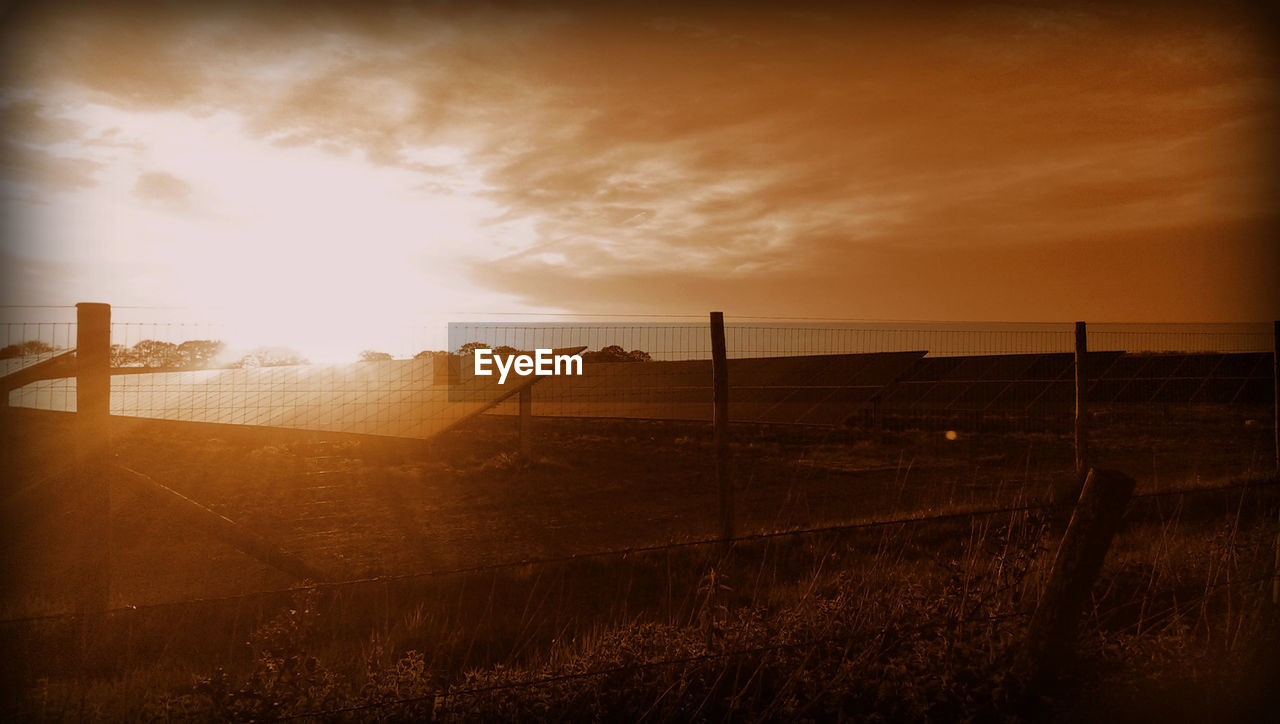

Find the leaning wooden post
[[1021, 468, 1135, 690], [75, 302, 112, 616], [518, 386, 533, 462], [1073, 321, 1089, 484], [711, 312, 733, 544]]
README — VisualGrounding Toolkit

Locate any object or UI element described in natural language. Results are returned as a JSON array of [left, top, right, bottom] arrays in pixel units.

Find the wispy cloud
[[1, 1, 1275, 320]]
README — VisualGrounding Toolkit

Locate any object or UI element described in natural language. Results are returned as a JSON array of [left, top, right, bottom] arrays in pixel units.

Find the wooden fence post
[[75, 302, 112, 616], [519, 386, 532, 462], [711, 312, 733, 544], [1020, 468, 1135, 691], [1074, 321, 1089, 484], [1272, 320, 1278, 605]]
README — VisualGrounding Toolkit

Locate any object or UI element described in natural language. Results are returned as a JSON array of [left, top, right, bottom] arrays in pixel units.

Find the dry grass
[[2, 407, 1276, 720], [8, 480, 1276, 722]]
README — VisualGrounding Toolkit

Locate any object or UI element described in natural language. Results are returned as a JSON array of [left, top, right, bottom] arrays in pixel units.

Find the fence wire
[[1, 312, 1276, 628], [0, 478, 1271, 628]]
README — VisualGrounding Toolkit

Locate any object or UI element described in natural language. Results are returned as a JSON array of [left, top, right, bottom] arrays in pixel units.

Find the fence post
[[75, 302, 112, 617], [711, 312, 733, 544], [1074, 321, 1089, 484], [519, 386, 532, 462], [1272, 320, 1278, 605], [1020, 468, 1135, 692]]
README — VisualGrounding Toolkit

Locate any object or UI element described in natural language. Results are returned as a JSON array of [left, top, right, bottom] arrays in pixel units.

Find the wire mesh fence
[[2, 313, 1275, 486], [1, 308, 1277, 615], [1, 307, 1277, 720], [6, 315, 1271, 430]]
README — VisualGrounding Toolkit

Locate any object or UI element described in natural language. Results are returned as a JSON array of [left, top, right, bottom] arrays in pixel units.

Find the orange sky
[[2, 0, 1278, 334]]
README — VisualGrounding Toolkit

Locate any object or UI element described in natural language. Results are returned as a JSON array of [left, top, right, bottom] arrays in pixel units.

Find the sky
[[1, 0, 1277, 359]]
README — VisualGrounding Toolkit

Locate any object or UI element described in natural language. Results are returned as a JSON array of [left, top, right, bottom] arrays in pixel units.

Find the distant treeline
[[110, 339, 308, 369], [4, 337, 652, 367], [401, 343, 652, 363], [0, 340, 57, 359]]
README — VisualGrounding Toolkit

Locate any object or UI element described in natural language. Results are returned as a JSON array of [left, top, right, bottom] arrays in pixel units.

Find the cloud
[[0, 141, 101, 193], [471, 217, 1280, 322], [0, 99, 89, 144], [0, 100, 102, 193], [1, 0, 1276, 319], [134, 170, 191, 206]]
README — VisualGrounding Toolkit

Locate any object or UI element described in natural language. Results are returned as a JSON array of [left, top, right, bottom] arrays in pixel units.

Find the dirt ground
[[1, 405, 1272, 618]]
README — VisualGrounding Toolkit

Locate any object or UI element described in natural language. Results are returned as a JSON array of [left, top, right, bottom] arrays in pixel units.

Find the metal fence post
[[75, 302, 112, 617], [711, 312, 733, 544]]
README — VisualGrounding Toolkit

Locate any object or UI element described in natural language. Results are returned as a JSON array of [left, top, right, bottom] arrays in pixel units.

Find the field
[[4, 0, 1277, 718], [1, 404, 1278, 721]]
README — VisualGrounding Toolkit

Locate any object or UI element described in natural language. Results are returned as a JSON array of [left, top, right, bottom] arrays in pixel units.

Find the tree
[[0, 340, 55, 359], [359, 350, 393, 362], [456, 342, 523, 357], [110, 344, 134, 367], [110, 339, 226, 368], [413, 350, 448, 360], [177, 339, 225, 368], [237, 346, 308, 368], [625, 348, 653, 362], [582, 345, 652, 363], [130, 339, 181, 368]]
